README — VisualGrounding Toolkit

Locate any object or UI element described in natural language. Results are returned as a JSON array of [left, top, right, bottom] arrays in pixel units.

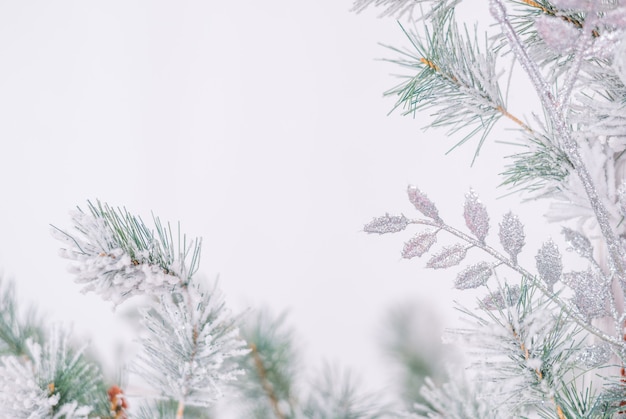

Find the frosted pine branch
[[52, 200, 201, 305], [0, 327, 105, 418], [135, 282, 248, 410]]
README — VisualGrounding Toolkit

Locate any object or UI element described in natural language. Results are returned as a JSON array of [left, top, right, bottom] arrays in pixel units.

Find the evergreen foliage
[[3, 0, 626, 417]]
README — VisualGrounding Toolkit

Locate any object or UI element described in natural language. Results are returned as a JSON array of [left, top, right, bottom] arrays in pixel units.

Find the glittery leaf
[[402, 230, 437, 259], [480, 285, 521, 311], [498, 212, 525, 264], [426, 244, 467, 269], [454, 262, 492, 290], [562, 269, 609, 319], [576, 344, 611, 368], [463, 189, 489, 243], [561, 227, 593, 259], [535, 239, 562, 292], [363, 214, 409, 234], [407, 185, 441, 222]]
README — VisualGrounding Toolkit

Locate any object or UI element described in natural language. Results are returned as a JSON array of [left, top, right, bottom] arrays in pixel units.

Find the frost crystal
[[454, 262, 492, 290], [463, 189, 489, 243], [562, 269, 609, 319], [363, 213, 409, 234], [407, 185, 441, 222], [498, 212, 525, 264], [561, 227, 593, 259], [426, 244, 467, 269], [535, 239, 562, 292], [402, 230, 437, 259]]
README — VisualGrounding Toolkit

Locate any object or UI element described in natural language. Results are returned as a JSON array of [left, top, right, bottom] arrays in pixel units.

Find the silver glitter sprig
[[498, 212, 525, 265], [562, 269, 609, 320], [576, 343, 612, 368], [454, 262, 492, 290], [561, 227, 593, 259], [463, 189, 489, 243], [402, 230, 438, 259], [535, 239, 562, 292], [363, 214, 409, 234], [407, 185, 442, 223], [426, 244, 467, 269]]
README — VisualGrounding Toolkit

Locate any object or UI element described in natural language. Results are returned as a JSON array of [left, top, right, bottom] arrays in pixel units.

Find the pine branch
[[302, 363, 391, 419], [135, 281, 248, 412], [0, 277, 44, 357], [453, 279, 592, 415], [52, 200, 201, 305], [351, 0, 458, 20], [0, 326, 109, 418], [379, 302, 448, 410], [383, 14, 510, 162], [250, 343, 285, 419]]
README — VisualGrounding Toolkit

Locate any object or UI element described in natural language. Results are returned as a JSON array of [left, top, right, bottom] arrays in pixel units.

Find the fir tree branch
[[135, 282, 248, 412], [0, 278, 44, 357], [52, 200, 202, 305], [385, 17, 509, 162]]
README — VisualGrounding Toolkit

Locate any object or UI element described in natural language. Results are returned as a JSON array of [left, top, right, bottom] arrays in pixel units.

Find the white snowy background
[[0, 0, 553, 407]]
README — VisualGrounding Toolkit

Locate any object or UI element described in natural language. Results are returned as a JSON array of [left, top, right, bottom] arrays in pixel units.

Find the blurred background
[[0, 0, 555, 407]]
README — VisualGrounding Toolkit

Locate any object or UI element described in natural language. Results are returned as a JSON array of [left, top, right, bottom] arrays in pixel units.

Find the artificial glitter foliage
[[363, 213, 410, 234], [535, 239, 562, 292], [454, 262, 492, 290], [562, 269, 609, 320], [561, 227, 594, 259], [402, 230, 438, 259], [463, 189, 489, 243], [576, 344, 612, 369], [498, 212, 525, 264], [407, 185, 441, 222], [425, 244, 467, 269]]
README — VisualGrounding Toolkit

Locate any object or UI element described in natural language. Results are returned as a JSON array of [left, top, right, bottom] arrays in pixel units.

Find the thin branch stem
[[176, 400, 185, 419], [250, 343, 285, 419]]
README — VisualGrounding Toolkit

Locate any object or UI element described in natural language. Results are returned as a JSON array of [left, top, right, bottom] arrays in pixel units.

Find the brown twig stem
[[250, 343, 285, 419]]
